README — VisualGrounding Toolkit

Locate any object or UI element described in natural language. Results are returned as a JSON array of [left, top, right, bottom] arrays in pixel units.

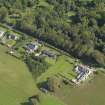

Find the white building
[[0, 30, 5, 37], [72, 64, 94, 85]]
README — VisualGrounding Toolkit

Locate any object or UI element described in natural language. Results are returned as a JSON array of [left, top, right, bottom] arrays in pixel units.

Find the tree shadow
[[37, 81, 48, 90], [80, 56, 101, 68], [20, 95, 40, 105], [20, 102, 32, 105]]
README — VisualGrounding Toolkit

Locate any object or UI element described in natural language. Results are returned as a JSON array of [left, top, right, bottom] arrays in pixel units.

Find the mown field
[[56, 72, 105, 105], [40, 94, 65, 105], [0, 45, 65, 105], [0, 45, 37, 105]]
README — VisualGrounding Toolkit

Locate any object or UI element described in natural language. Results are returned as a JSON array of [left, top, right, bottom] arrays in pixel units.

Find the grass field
[[0, 45, 65, 105], [56, 72, 105, 105], [0, 45, 37, 105], [40, 94, 65, 105]]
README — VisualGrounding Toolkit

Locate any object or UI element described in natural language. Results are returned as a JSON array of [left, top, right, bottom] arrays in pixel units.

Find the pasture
[[40, 94, 65, 105], [56, 72, 105, 105], [0, 45, 37, 105], [0, 45, 65, 105]]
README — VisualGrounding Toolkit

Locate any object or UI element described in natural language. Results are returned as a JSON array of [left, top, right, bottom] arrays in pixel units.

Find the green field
[[0, 45, 65, 105], [0, 45, 37, 105], [56, 72, 105, 105], [40, 94, 65, 105]]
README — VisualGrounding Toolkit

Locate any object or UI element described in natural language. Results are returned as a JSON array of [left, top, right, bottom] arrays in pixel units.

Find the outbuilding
[[8, 34, 18, 40]]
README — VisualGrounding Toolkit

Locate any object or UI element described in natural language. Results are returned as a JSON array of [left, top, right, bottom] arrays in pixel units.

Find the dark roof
[[77, 66, 87, 73], [42, 50, 56, 57], [77, 72, 85, 81], [27, 43, 36, 50], [9, 34, 17, 40], [11, 35, 16, 39]]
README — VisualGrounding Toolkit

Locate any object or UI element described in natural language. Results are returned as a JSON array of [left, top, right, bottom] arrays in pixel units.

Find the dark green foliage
[[26, 55, 49, 79], [92, 50, 105, 67], [0, 6, 8, 21], [47, 76, 61, 92], [1, 0, 105, 66]]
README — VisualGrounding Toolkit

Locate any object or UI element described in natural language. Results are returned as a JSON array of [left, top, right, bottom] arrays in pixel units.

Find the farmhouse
[[41, 50, 56, 58], [72, 64, 94, 84], [8, 34, 18, 40], [0, 30, 5, 37], [26, 43, 38, 53]]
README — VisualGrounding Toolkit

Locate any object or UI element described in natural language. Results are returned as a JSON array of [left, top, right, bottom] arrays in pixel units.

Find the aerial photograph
[[0, 0, 105, 105]]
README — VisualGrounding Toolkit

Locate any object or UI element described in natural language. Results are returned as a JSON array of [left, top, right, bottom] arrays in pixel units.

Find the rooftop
[[42, 50, 56, 57], [27, 43, 36, 50], [26, 43, 38, 53], [8, 34, 18, 40], [0, 30, 5, 37], [72, 64, 94, 84], [75, 64, 89, 73]]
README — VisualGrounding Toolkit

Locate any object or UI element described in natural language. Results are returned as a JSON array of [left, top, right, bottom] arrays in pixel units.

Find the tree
[[47, 76, 61, 92], [13, 0, 22, 9], [92, 50, 105, 66], [26, 56, 49, 79], [0, 7, 8, 21]]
